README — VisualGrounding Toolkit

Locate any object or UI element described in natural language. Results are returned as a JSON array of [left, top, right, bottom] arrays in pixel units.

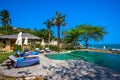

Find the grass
[[0, 52, 15, 64], [0, 52, 17, 79]]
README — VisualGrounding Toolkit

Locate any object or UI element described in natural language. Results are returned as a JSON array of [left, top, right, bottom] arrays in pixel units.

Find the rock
[[24, 76, 35, 80], [80, 70, 88, 75], [55, 71, 62, 74], [73, 77, 79, 80], [70, 75, 75, 79], [42, 66, 48, 69]]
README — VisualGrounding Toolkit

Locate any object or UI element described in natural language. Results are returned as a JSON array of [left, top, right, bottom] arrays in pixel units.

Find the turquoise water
[[46, 51, 120, 73]]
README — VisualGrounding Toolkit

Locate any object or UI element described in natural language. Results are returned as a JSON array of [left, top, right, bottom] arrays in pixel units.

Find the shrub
[[49, 45, 58, 51], [29, 44, 35, 51], [35, 42, 40, 48], [35, 42, 45, 50], [13, 44, 21, 51]]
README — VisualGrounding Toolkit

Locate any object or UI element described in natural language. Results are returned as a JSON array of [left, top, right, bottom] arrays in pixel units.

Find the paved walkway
[[0, 53, 120, 80]]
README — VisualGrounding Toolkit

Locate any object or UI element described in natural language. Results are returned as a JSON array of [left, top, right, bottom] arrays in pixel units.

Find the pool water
[[46, 51, 120, 73]]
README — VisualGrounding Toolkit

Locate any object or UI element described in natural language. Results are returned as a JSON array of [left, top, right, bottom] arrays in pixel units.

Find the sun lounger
[[35, 48, 44, 53], [45, 47, 51, 52], [39, 50, 45, 53], [15, 50, 23, 57], [1, 55, 17, 69], [30, 51, 39, 55], [25, 55, 39, 58], [8, 55, 40, 68], [24, 49, 29, 53], [21, 51, 39, 57], [15, 49, 39, 57], [1, 62, 13, 69]]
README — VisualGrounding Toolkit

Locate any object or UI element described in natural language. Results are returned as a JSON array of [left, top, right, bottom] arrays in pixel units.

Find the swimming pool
[[46, 51, 120, 73]]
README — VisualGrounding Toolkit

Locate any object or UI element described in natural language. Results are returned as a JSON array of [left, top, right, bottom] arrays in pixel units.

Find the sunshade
[[15, 32, 22, 45]]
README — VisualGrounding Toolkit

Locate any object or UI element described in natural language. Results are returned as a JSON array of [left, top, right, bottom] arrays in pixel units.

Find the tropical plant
[[49, 45, 58, 51], [0, 9, 12, 31], [13, 44, 21, 51], [52, 12, 67, 52], [29, 44, 36, 51], [33, 29, 55, 42], [64, 27, 84, 49], [34, 29, 49, 42], [44, 19, 53, 43], [77, 24, 107, 48]]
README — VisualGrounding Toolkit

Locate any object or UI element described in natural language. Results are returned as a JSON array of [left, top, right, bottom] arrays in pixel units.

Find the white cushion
[[9, 55, 17, 62]]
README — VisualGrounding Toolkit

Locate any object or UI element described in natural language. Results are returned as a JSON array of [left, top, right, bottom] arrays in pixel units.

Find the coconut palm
[[65, 29, 78, 45], [44, 19, 53, 43], [52, 12, 67, 52], [0, 9, 12, 31]]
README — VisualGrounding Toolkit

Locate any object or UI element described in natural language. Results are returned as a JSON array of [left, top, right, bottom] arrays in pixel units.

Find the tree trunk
[[48, 33, 50, 43], [58, 25, 60, 53], [85, 40, 88, 49]]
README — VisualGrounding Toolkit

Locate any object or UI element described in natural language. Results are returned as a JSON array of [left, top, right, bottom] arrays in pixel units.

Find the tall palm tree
[[78, 24, 107, 48], [0, 9, 12, 31], [52, 12, 67, 52], [44, 19, 53, 43]]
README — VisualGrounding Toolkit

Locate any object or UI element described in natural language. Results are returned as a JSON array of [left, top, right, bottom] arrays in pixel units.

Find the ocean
[[88, 44, 120, 50]]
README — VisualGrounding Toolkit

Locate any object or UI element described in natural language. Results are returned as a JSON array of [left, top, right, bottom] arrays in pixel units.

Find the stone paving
[[0, 53, 120, 80]]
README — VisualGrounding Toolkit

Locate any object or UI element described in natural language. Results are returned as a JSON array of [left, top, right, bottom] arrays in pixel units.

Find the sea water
[[88, 44, 120, 50]]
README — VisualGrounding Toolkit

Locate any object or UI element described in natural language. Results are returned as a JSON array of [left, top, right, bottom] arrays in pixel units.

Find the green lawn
[[0, 52, 16, 79], [0, 52, 15, 64]]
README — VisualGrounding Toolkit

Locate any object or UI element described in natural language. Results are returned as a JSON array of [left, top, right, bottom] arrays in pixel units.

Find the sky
[[0, 0, 120, 44]]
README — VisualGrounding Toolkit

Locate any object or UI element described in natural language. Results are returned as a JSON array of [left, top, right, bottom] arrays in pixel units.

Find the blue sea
[[88, 44, 120, 50]]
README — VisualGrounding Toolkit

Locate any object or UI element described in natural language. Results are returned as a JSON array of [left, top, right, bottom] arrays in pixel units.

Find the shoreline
[[80, 48, 112, 53], [78, 48, 120, 55]]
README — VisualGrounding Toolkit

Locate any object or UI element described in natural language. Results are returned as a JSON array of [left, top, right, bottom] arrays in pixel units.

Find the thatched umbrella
[[41, 39, 45, 49], [15, 32, 22, 50], [24, 37, 28, 49]]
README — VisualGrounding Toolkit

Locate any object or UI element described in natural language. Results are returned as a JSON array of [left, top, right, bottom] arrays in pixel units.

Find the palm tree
[[44, 19, 53, 43], [0, 9, 12, 31], [78, 24, 107, 48], [52, 12, 67, 52], [64, 27, 84, 49]]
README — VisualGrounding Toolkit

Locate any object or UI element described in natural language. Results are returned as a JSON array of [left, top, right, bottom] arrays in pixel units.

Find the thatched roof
[[0, 33, 40, 40]]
